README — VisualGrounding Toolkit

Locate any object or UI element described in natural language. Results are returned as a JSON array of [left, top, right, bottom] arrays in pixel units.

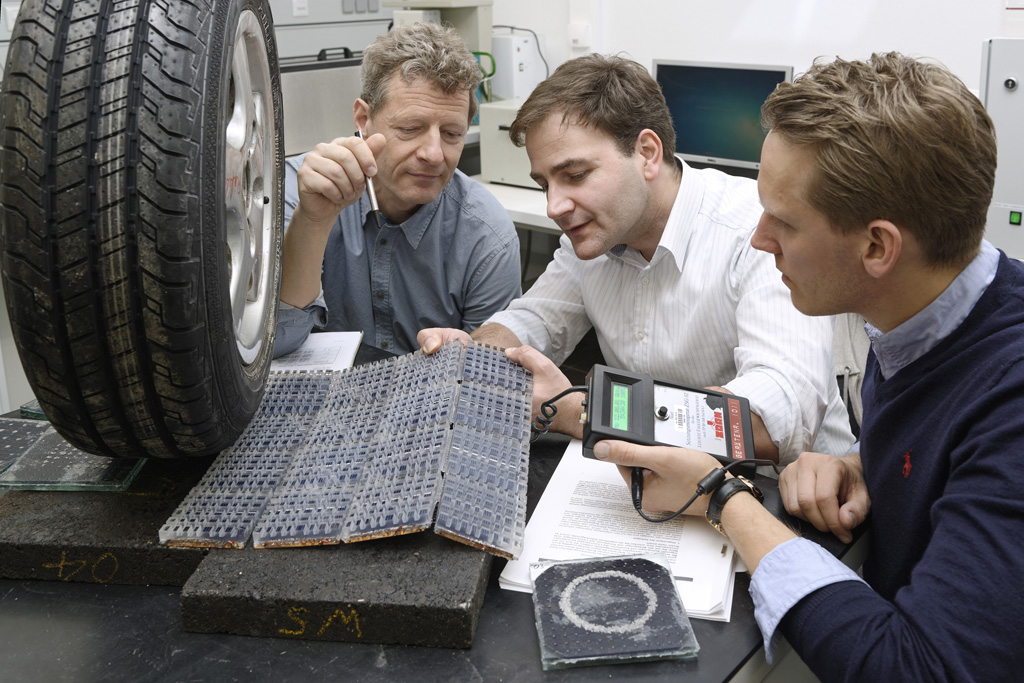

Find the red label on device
[[728, 398, 746, 460]]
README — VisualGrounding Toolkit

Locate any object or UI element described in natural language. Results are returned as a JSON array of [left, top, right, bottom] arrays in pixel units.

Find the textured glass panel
[[160, 342, 532, 557], [0, 421, 144, 491]]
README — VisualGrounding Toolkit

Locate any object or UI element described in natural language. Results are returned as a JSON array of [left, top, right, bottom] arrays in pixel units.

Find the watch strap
[[705, 475, 764, 536]]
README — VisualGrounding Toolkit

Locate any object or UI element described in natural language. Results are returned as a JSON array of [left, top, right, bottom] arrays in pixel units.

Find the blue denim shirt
[[274, 157, 521, 357], [750, 240, 1000, 662]]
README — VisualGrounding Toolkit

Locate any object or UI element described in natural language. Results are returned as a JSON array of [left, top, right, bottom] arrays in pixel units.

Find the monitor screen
[[653, 60, 793, 172]]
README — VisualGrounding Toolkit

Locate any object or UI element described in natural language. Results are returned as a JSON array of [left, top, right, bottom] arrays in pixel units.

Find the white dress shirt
[[487, 160, 854, 463]]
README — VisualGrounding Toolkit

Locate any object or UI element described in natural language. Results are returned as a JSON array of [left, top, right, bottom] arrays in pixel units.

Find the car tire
[[0, 0, 284, 458]]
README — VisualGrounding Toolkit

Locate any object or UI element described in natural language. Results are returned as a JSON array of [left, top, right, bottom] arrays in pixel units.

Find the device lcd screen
[[610, 382, 630, 431]]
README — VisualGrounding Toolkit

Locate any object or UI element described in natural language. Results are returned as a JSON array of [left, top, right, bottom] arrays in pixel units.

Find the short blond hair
[[762, 52, 996, 268]]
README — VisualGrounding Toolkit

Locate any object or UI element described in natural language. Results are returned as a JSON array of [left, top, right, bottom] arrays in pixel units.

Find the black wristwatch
[[705, 476, 764, 537]]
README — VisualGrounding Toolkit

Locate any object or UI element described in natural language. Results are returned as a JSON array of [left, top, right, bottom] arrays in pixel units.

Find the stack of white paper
[[500, 440, 737, 621], [270, 331, 363, 372]]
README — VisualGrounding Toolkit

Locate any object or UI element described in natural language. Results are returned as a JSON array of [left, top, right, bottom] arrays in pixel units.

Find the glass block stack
[[159, 342, 532, 559]]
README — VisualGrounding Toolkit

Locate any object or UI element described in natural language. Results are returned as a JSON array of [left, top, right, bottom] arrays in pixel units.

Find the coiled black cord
[[530, 385, 588, 442], [631, 459, 781, 523]]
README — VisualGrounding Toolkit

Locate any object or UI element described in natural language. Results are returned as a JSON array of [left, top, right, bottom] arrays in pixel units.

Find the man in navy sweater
[[583, 52, 1024, 680]]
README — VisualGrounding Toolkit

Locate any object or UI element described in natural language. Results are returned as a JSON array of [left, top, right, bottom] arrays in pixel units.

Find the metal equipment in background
[[384, 0, 493, 54], [981, 37, 1024, 259], [280, 52, 364, 156], [268, 0, 391, 156], [479, 98, 534, 189]]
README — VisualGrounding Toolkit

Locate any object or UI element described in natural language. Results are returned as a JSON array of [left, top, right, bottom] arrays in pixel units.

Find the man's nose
[[546, 185, 573, 221], [417, 129, 444, 165], [751, 213, 779, 254]]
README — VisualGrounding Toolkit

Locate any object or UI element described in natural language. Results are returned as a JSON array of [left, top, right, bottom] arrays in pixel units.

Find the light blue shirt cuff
[[273, 292, 328, 358], [278, 291, 327, 320], [750, 537, 867, 663]]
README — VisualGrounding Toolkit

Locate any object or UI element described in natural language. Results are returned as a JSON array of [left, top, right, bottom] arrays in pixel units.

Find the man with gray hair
[[274, 22, 520, 356]]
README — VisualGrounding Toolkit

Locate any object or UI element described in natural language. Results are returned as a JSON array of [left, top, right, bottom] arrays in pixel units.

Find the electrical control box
[[981, 38, 1024, 259], [490, 33, 546, 100]]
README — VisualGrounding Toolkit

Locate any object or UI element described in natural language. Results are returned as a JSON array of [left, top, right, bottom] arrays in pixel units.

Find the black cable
[[631, 459, 781, 523], [531, 385, 588, 441], [521, 229, 532, 284], [492, 24, 550, 78]]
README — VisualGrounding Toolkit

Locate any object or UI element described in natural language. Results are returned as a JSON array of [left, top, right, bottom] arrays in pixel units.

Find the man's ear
[[353, 98, 370, 133], [635, 129, 663, 180], [862, 220, 902, 279]]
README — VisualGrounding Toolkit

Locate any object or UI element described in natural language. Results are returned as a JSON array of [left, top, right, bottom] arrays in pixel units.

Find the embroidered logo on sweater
[[902, 449, 912, 479]]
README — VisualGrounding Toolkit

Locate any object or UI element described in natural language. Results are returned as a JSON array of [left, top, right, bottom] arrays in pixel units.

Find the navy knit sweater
[[780, 254, 1024, 682]]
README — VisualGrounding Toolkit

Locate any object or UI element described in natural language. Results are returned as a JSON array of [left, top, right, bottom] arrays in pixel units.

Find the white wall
[[493, 0, 1024, 93]]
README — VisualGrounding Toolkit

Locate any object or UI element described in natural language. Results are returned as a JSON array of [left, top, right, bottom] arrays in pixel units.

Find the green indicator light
[[1011, 211, 1022, 226], [611, 383, 629, 431]]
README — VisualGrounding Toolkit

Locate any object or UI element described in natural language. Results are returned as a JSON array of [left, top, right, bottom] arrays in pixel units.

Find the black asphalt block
[[181, 531, 492, 648], [0, 458, 211, 586]]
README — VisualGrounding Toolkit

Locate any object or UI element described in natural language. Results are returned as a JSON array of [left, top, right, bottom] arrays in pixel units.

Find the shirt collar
[[608, 157, 700, 271], [867, 239, 1000, 379], [360, 181, 447, 249]]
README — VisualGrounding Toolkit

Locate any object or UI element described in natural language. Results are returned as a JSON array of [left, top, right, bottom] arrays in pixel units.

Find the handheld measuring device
[[581, 365, 756, 477]]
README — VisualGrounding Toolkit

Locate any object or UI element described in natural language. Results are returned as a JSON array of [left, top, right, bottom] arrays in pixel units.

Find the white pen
[[354, 129, 382, 230]]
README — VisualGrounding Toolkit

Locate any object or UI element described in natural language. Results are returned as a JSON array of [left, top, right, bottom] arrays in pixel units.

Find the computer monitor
[[652, 60, 793, 174]]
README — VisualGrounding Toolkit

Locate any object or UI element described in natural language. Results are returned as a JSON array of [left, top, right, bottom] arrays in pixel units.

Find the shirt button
[[636, 331, 645, 341], [381, 341, 389, 349], [642, 278, 649, 286], [376, 292, 385, 300], [380, 238, 387, 246]]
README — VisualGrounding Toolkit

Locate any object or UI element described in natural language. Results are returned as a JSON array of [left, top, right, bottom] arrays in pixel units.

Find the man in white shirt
[[418, 54, 853, 464], [589, 51, 1024, 681]]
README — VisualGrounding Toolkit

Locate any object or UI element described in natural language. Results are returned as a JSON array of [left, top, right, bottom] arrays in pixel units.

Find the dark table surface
[[0, 430, 855, 683], [0, 345, 857, 682]]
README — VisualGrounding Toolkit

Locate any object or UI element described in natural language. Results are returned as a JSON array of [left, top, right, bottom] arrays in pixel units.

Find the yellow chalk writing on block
[[278, 605, 363, 638], [42, 551, 119, 583]]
